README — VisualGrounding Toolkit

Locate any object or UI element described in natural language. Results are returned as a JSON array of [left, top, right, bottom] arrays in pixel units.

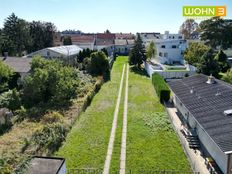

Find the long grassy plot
[[126, 67, 191, 172], [56, 56, 127, 169]]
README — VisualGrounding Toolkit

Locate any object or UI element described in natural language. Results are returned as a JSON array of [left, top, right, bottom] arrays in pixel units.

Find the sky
[[0, 0, 231, 34]]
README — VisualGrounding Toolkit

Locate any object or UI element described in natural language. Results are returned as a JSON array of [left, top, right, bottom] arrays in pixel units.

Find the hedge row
[[152, 73, 170, 103]]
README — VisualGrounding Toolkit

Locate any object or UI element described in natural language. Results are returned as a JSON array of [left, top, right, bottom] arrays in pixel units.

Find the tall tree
[[179, 19, 199, 39], [129, 34, 146, 68], [197, 49, 220, 77], [63, 36, 72, 45], [29, 21, 56, 52], [199, 17, 232, 49], [2, 13, 31, 56], [184, 42, 209, 66], [214, 50, 230, 73], [146, 41, 156, 60]]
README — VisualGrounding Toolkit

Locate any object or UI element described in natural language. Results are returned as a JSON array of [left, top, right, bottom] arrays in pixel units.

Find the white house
[[169, 74, 232, 174], [26, 45, 82, 65], [140, 32, 161, 46], [155, 31, 187, 65]]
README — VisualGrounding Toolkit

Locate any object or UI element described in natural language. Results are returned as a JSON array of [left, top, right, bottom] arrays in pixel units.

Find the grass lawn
[[56, 56, 128, 170], [126, 66, 191, 172]]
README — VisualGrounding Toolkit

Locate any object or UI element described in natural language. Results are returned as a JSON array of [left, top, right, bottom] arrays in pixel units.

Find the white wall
[[144, 61, 196, 79], [174, 95, 228, 174], [156, 40, 187, 64]]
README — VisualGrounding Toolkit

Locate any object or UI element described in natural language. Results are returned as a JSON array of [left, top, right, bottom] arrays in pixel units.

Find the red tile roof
[[71, 35, 95, 43]]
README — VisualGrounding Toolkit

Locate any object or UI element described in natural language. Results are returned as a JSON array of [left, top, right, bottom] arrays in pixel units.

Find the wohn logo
[[183, 6, 226, 17]]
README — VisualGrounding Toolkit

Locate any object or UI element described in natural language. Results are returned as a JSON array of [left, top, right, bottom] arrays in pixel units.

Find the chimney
[[206, 74, 215, 84]]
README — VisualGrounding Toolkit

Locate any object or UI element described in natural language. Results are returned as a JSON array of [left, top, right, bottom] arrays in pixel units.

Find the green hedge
[[152, 73, 170, 103]]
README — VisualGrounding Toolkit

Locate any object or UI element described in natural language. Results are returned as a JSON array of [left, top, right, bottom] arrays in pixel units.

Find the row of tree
[[179, 17, 232, 49], [0, 13, 56, 56]]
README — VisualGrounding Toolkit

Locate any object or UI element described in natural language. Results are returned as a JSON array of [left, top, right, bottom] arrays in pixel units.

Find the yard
[[56, 56, 127, 170], [57, 56, 191, 173], [126, 66, 191, 172]]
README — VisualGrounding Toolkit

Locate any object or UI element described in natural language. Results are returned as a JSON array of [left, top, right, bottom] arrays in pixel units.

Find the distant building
[[114, 39, 134, 56], [155, 31, 186, 65], [71, 35, 95, 50], [140, 32, 161, 46], [169, 74, 232, 174], [26, 45, 82, 65], [115, 33, 135, 40], [27, 156, 66, 174], [0, 57, 32, 79]]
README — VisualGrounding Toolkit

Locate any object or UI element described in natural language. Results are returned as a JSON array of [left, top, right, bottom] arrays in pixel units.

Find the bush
[[0, 89, 21, 111], [31, 123, 69, 153], [41, 111, 64, 124], [152, 73, 170, 103]]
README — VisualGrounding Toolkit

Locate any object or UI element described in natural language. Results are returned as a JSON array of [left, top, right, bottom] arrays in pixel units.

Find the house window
[[172, 45, 177, 48], [161, 45, 165, 48], [159, 52, 163, 57], [164, 53, 168, 57], [179, 36, 182, 39], [125, 48, 128, 52], [173, 36, 175, 39]]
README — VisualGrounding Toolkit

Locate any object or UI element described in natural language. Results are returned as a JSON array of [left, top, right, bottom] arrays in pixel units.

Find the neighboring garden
[[0, 50, 111, 173]]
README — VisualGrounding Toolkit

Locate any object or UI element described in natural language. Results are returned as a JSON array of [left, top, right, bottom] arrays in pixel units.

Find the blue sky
[[0, 0, 231, 33]]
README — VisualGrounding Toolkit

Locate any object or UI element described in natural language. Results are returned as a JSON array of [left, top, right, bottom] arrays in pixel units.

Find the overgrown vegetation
[[22, 56, 80, 107], [152, 73, 171, 102], [0, 61, 14, 92], [0, 55, 103, 172]]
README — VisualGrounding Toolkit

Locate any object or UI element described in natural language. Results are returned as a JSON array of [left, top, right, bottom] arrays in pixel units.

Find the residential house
[[140, 32, 161, 46], [26, 45, 82, 65], [168, 74, 232, 174], [155, 31, 187, 65], [0, 57, 32, 79], [71, 35, 95, 50], [94, 33, 115, 55], [114, 39, 134, 56], [115, 33, 135, 40]]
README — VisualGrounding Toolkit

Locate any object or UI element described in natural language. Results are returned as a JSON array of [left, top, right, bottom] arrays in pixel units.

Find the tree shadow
[[130, 66, 149, 77]]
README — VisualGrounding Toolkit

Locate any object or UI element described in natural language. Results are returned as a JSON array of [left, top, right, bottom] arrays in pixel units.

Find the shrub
[[31, 123, 69, 153], [41, 111, 64, 124], [152, 73, 170, 103]]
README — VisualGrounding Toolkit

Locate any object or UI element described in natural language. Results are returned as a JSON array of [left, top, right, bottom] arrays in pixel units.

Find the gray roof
[[27, 156, 65, 174], [47, 45, 82, 56], [1, 57, 32, 73], [115, 39, 127, 45], [168, 74, 232, 153]]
